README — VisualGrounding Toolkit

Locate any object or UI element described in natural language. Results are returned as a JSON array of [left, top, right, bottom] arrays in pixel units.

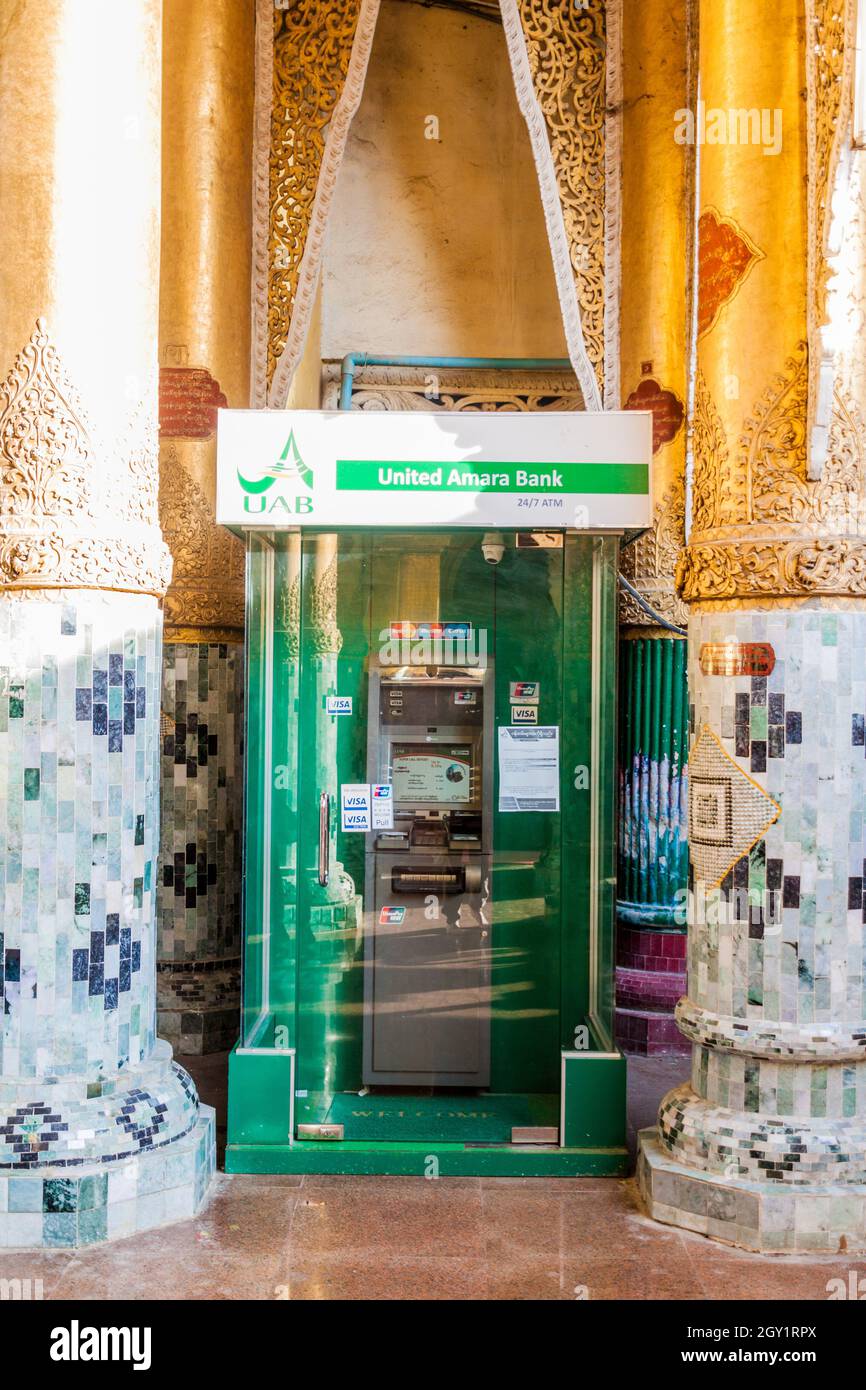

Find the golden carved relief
[[159, 443, 245, 640], [0, 320, 170, 597], [678, 537, 866, 601], [320, 363, 585, 413], [683, 343, 866, 601], [515, 0, 607, 393], [267, 0, 363, 393], [619, 479, 688, 629], [744, 345, 864, 530]]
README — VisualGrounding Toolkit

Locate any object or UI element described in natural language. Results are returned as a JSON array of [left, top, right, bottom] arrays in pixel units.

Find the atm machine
[[220, 403, 651, 1176], [364, 661, 493, 1087]]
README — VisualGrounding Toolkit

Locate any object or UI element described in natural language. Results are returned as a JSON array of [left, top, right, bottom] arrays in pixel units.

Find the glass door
[[289, 529, 570, 1145]]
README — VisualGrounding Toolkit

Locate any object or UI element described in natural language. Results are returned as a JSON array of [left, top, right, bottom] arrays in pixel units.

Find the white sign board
[[498, 727, 560, 813], [216, 409, 652, 531]]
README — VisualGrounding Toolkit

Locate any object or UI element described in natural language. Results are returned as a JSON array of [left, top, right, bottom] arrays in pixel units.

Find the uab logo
[[237, 429, 314, 514]]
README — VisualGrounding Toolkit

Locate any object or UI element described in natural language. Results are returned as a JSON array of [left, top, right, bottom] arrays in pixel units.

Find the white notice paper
[[498, 727, 560, 813]]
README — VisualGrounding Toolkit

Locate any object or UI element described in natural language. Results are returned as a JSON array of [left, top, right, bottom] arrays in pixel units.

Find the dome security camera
[[481, 532, 505, 566]]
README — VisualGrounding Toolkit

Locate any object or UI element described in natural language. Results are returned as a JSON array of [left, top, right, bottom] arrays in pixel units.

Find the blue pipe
[[338, 352, 573, 410]]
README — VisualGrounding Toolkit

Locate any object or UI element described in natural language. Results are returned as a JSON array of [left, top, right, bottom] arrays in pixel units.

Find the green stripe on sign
[[335, 460, 649, 494]]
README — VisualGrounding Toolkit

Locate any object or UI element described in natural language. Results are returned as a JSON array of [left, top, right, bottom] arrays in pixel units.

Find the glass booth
[[219, 409, 651, 1176]]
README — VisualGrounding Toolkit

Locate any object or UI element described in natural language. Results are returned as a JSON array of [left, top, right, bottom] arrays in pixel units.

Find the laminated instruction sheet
[[498, 726, 560, 812]]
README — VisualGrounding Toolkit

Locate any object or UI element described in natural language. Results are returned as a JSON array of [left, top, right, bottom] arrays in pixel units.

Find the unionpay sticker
[[371, 783, 394, 830], [509, 681, 540, 704], [378, 905, 406, 926]]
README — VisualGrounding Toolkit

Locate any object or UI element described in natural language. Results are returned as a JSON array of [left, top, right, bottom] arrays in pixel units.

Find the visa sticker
[[327, 695, 353, 716], [341, 783, 371, 832], [511, 704, 538, 724], [379, 906, 406, 926]]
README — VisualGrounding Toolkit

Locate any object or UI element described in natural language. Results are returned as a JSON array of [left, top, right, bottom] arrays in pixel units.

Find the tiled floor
[[2, 1053, 864, 1300]]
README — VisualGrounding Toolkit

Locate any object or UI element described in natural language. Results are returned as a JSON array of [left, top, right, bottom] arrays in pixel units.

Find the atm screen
[[391, 743, 473, 804]]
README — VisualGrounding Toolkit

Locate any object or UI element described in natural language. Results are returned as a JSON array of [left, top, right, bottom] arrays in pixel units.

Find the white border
[[251, 0, 276, 408], [603, 0, 622, 409], [498, 0, 602, 411], [268, 0, 382, 407]]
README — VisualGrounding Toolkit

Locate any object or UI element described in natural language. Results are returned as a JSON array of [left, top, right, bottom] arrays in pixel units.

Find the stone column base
[[637, 1129, 866, 1254], [0, 1106, 215, 1249], [157, 958, 241, 1055]]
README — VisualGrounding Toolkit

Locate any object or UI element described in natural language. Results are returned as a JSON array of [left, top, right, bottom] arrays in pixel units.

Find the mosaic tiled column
[[0, 0, 214, 1247], [638, 0, 866, 1252], [615, 0, 691, 1055], [156, 0, 254, 1054]]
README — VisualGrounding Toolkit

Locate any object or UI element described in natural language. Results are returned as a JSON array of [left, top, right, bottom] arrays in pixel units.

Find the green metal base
[[225, 1140, 628, 1178], [226, 1031, 628, 1178]]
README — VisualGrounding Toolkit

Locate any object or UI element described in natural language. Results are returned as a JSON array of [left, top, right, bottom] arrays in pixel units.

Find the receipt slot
[[364, 663, 493, 1086]]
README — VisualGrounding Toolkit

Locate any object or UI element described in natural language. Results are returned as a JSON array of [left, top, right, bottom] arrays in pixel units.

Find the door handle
[[318, 791, 330, 887]]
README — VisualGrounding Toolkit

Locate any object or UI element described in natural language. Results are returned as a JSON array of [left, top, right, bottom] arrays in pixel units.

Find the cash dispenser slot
[[391, 865, 466, 894]]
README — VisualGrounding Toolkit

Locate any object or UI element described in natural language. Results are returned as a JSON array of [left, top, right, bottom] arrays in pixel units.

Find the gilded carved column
[[256, 0, 379, 407], [157, 0, 254, 1054], [0, 0, 214, 1248], [614, 0, 692, 1057], [639, 0, 866, 1252]]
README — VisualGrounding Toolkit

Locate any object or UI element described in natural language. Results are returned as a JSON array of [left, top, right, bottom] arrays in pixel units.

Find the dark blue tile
[[72, 949, 89, 982], [768, 725, 785, 758], [75, 689, 92, 721], [106, 914, 119, 946], [109, 654, 123, 686], [785, 711, 802, 743], [92, 703, 107, 736]]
